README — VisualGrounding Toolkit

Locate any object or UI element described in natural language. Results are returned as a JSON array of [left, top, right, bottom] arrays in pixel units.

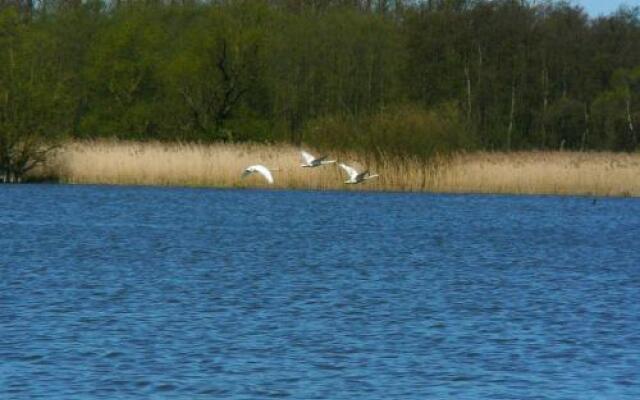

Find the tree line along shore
[[1, 0, 639, 190]]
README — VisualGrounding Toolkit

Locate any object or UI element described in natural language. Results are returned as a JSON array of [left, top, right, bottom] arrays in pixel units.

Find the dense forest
[[1, 0, 640, 178]]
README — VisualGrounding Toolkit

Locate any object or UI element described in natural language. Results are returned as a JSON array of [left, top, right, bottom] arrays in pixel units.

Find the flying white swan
[[300, 150, 336, 168], [338, 163, 379, 184], [241, 165, 275, 184]]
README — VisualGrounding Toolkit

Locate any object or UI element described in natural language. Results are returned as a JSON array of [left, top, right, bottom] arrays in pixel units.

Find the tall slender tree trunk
[[541, 66, 548, 148], [477, 45, 485, 135], [379, 0, 388, 15], [379, 60, 385, 112], [9, 47, 15, 74], [464, 63, 472, 122], [562, 65, 567, 98], [307, 53, 315, 118], [395, 0, 404, 18], [581, 103, 589, 151], [507, 80, 516, 151], [626, 95, 636, 146], [367, 51, 374, 113], [25, 0, 33, 21]]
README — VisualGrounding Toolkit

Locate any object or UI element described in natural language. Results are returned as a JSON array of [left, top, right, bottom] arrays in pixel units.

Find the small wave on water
[[1, 184, 639, 399]]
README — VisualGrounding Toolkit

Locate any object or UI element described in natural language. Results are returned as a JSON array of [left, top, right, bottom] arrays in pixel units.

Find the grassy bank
[[34, 141, 640, 197]]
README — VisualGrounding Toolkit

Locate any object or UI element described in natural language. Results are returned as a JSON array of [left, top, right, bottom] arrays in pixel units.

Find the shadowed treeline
[[1, 0, 640, 181]]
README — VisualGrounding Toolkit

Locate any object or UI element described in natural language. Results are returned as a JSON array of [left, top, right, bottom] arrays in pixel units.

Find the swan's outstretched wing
[[243, 165, 274, 184], [338, 163, 359, 180], [300, 150, 315, 165], [356, 170, 369, 181], [252, 165, 274, 184]]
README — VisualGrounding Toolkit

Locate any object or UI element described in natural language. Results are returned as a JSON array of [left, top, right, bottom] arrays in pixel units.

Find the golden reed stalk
[[34, 140, 640, 197]]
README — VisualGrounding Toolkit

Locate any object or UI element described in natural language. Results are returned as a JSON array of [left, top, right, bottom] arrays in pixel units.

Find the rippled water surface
[[1, 184, 639, 399]]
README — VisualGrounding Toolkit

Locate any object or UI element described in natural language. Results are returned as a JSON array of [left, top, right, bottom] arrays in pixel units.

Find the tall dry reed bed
[[36, 141, 640, 197]]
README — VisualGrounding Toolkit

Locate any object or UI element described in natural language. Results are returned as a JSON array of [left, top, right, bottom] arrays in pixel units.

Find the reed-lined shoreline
[[32, 141, 640, 197]]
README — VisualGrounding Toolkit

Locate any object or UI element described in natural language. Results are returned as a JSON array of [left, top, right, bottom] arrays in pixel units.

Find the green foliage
[[264, 8, 402, 142], [303, 104, 474, 159], [545, 97, 587, 150], [1, 0, 640, 178], [591, 67, 640, 150], [0, 8, 74, 181], [80, 7, 166, 138], [159, 3, 269, 140]]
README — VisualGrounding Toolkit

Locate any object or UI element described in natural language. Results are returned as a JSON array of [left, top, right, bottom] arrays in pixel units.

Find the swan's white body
[[300, 150, 336, 168], [338, 163, 379, 184], [241, 165, 274, 184]]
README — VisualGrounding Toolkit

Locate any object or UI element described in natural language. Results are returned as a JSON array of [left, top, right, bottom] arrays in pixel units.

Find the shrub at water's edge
[[302, 104, 475, 161]]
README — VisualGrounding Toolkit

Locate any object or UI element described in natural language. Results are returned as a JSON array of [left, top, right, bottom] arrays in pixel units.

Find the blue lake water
[[1, 184, 639, 399]]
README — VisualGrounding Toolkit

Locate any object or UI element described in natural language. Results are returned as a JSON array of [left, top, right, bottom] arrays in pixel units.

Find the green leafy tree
[[0, 9, 73, 181], [592, 67, 640, 150], [79, 7, 165, 139], [160, 3, 268, 141]]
